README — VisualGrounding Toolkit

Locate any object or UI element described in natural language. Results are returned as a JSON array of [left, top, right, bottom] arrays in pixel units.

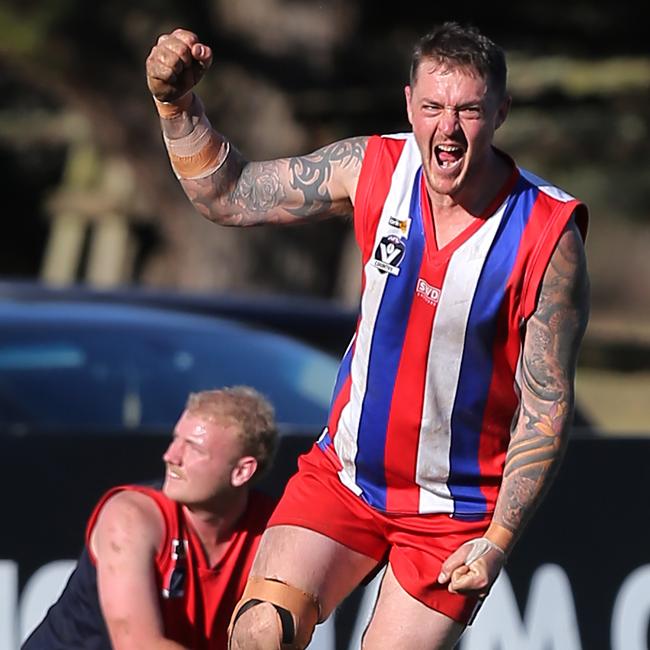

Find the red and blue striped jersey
[[318, 133, 587, 517]]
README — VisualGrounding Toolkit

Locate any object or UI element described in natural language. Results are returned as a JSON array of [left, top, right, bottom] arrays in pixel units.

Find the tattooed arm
[[175, 131, 368, 227], [438, 218, 590, 596], [487, 218, 590, 553], [146, 28, 366, 226]]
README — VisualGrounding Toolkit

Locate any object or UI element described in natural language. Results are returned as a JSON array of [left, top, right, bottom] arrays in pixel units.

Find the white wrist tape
[[463, 537, 506, 566], [163, 112, 230, 180], [154, 92, 194, 119]]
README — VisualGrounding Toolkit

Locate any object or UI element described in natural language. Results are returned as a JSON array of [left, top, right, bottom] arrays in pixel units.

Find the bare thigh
[[250, 524, 380, 618], [362, 565, 465, 650]]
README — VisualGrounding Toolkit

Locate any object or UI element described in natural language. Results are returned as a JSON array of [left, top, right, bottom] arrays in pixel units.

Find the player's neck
[[183, 490, 249, 565]]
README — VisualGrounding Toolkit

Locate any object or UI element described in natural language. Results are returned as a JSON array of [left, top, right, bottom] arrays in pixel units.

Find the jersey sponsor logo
[[388, 216, 411, 237], [416, 278, 441, 305], [372, 235, 405, 276]]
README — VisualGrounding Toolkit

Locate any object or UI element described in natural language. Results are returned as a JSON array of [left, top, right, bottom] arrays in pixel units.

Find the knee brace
[[228, 576, 320, 649]]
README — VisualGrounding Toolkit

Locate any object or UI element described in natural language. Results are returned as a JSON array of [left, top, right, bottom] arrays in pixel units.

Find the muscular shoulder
[[522, 217, 590, 396], [290, 135, 370, 208], [538, 218, 589, 312], [91, 490, 165, 559]]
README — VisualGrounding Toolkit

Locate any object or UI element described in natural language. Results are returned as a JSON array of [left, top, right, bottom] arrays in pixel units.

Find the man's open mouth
[[434, 144, 464, 169]]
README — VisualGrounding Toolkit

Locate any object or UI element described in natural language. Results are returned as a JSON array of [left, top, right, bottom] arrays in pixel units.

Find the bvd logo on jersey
[[372, 235, 405, 276]]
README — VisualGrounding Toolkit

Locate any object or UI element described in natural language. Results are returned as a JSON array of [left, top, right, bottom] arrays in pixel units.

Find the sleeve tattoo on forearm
[[235, 162, 288, 213]]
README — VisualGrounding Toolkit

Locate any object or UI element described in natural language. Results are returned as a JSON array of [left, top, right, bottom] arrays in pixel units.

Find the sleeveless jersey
[[22, 486, 276, 650], [318, 133, 588, 518]]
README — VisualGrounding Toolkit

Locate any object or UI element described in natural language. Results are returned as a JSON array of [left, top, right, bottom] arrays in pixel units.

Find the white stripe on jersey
[[417, 200, 509, 513], [335, 134, 421, 494], [519, 168, 575, 202]]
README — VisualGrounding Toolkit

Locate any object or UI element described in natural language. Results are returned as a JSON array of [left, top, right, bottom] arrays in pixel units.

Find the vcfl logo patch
[[372, 235, 405, 276]]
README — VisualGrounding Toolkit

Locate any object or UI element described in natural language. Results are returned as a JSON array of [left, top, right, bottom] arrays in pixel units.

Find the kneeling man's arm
[[92, 491, 188, 650]]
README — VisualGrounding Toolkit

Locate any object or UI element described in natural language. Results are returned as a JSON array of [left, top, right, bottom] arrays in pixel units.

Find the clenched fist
[[437, 537, 505, 598], [146, 28, 213, 103]]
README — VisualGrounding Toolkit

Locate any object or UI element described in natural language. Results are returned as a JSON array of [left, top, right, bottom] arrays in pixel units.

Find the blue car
[[0, 300, 340, 436]]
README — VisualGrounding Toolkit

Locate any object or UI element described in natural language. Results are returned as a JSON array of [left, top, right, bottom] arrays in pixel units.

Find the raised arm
[[91, 492, 187, 650], [439, 217, 590, 595], [146, 29, 367, 226]]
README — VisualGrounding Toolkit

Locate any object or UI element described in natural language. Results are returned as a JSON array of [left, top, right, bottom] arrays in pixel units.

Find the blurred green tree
[[0, 0, 648, 314]]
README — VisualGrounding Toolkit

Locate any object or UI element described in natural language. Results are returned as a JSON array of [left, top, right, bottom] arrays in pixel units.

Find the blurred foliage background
[[0, 0, 648, 432]]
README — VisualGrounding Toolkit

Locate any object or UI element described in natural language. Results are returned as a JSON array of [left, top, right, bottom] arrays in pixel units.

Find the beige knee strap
[[228, 576, 320, 649]]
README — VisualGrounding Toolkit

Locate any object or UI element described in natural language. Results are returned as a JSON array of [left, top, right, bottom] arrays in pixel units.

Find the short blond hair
[[186, 386, 278, 482]]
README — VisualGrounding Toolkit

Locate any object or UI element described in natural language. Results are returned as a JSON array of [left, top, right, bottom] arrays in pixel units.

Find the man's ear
[[405, 85, 414, 126], [495, 94, 511, 130], [231, 456, 258, 487]]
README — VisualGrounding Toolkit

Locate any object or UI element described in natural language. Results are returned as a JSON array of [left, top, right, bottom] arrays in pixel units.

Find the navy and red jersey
[[23, 486, 276, 650], [318, 133, 588, 518]]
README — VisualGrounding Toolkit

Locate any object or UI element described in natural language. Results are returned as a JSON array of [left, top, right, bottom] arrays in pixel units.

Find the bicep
[[221, 136, 368, 225], [93, 493, 165, 650], [519, 218, 590, 430]]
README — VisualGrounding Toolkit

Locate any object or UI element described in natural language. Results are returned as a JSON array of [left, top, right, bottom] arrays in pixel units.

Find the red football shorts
[[267, 443, 491, 624]]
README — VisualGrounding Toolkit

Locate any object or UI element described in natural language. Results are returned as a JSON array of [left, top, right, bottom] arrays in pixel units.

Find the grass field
[[577, 368, 650, 436], [575, 311, 650, 436]]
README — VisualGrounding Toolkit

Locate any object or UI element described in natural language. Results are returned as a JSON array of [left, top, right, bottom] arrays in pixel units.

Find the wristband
[[154, 92, 194, 119]]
